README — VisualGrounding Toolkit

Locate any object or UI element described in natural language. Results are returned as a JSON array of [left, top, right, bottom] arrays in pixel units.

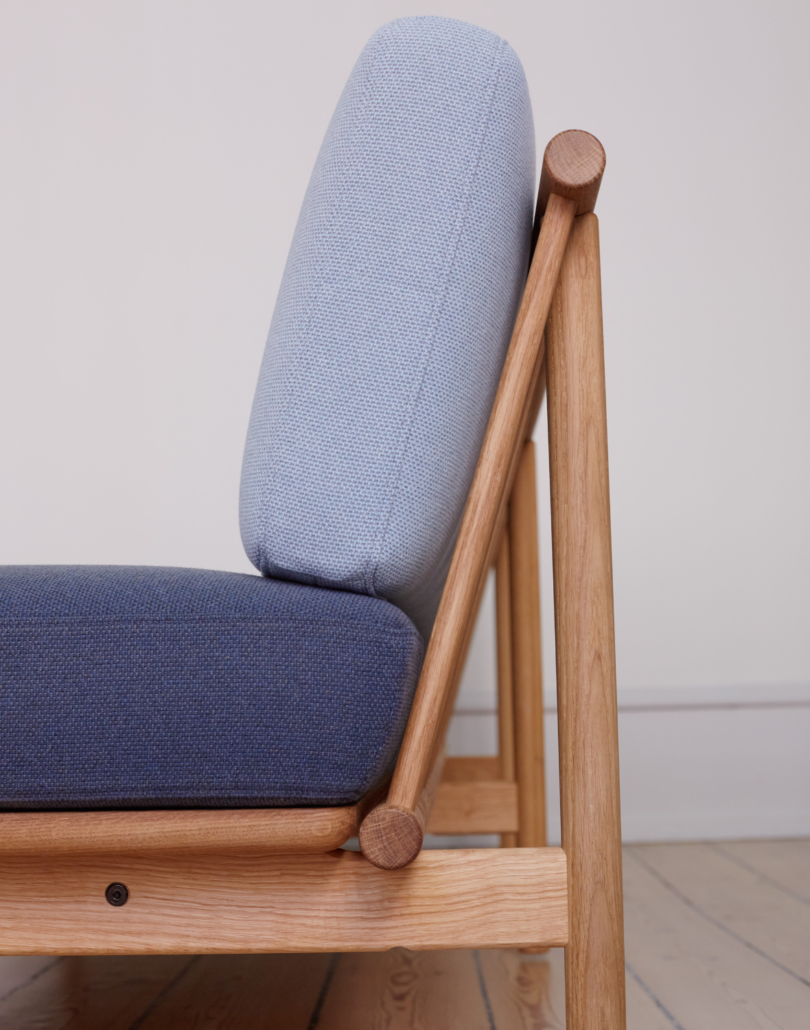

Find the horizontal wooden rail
[[0, 847, 568, 955], [0, 805, 364, 857], [441, 756, 500, 782], [428, 781, 519, 835]]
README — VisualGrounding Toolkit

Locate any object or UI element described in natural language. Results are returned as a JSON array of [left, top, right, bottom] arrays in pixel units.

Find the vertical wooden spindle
[[510, 441, 547, 850], [495, 529, 518, 848], [546, 212, 626, 1030]]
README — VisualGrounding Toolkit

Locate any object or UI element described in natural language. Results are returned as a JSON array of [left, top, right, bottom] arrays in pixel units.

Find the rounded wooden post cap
[[537, 130, 606, 217], [359, 804, 423, 870]]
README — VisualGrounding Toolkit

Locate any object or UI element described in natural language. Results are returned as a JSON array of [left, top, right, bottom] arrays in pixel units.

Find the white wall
[[1, 2, 808, 837]]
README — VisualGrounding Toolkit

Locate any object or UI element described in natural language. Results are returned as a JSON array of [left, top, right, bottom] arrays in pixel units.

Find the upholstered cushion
[[240, 16, 535, 638], [0, 566, 423, 809]]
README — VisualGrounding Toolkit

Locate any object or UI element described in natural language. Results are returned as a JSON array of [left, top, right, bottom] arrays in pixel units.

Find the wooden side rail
[[423, 757, 519, 836], [360, 130, 606, 869], [428, 780, 519, 835], [0, 847, 568, 955], [0, 788, 388, 857], [547, 212, 626, 1027]]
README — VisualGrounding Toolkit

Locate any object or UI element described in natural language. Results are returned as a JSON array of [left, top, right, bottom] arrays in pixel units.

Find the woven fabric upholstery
[[0, 566, 423, 809], [240, 16, 535, 638]]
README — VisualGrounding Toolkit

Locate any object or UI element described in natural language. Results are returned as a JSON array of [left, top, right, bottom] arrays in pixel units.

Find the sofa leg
[[547, 213, 626, 1029]]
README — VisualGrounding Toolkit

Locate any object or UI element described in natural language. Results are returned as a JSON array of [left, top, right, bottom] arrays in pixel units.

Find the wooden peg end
[[358, 804, 424, 870], [537, 130, 606, 217]]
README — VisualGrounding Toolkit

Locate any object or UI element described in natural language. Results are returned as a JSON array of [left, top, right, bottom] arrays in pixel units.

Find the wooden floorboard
[[0, 841, 808, 1027], [713, 839, 810, 903], [633, 842, 810, 986], [133, 953, 332, 1029], [316, 949, 493, 1029], [0, 955, 190, 1029], [624, 845, 810, 1029], [477, 947, 565, 1029]]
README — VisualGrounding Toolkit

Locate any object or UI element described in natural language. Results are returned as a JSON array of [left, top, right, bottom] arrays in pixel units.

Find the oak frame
[[0, 130, 625, 1029]]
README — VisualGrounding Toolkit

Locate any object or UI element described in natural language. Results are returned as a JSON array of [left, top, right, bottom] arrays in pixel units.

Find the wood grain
[[317, 949, 492, 1030], [537, 130, 606, 217], [478, 947, 566, 1029], [365, 193, 577, 861], [360, 132, 607, 870], [523, 351, 547, 443], [623, 965, 682, 1030], [623, 847, 810, 1028], [6, 842, 808, 1027], [359, 748, 445, 870], [510, 441, 547, 850], [716, 838, 810, 902], [0, 804, 361, 856], [0, 954, 191, 1029], [0, 847, 568, 955], [441, 755, 500, 783], [633, 843, 810, 983], [0, 955, 57, 1002], [546, 213, 625, 1029], [428, 780, 519, 835], [134, 953, 331, 1030], [496, 529, 519, 849]]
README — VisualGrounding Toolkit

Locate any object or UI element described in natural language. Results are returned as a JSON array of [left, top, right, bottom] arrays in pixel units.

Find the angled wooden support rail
[[360, 130, 606, 870]]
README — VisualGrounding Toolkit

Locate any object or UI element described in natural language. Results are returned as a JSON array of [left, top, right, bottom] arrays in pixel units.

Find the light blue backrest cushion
[[240, 17, 535, 639]]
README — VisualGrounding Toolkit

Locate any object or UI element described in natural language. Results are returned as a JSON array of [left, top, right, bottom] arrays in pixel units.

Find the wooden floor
[[1, 840, 808, 1028]]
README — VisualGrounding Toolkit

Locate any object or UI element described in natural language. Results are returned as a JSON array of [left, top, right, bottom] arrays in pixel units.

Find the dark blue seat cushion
[[0, 566, 424, 809]]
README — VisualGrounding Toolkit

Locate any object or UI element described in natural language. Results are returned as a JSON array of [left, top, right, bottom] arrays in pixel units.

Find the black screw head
[[105, 882, 129, 907]]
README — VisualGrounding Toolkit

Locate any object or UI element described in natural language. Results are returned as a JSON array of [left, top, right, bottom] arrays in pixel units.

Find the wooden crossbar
[[0, 847, 568, 955], [0, 805, 362, 857]]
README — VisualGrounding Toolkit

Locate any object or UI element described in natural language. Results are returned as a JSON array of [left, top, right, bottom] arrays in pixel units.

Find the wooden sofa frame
[[0, 130, 626, 1030]]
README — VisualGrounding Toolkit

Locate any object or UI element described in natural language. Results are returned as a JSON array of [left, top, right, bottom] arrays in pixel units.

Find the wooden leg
[[546, 213, 626, 1029], [495, 529, 518, 849], [510, 441, 547, 851]]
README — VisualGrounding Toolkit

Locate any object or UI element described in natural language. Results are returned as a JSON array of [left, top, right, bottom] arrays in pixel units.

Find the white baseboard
[[440, 684, 810, 845]]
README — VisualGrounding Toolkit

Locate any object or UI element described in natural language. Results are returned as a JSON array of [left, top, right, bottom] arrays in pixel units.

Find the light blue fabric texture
[[240, 16, 535, 638]]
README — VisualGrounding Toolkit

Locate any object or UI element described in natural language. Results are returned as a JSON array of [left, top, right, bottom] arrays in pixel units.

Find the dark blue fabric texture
[[0, 566, 424, 810]]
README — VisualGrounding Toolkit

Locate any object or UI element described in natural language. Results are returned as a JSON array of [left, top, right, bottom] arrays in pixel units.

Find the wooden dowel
[[495, 529, 518, 848], [359, 131, 606, 871], [359, 747, 445, 870], [537, 130, 606, 219], [523, 351, 547, 442], [510, 441, 547, 850], [546, 213, 625, 1029]]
